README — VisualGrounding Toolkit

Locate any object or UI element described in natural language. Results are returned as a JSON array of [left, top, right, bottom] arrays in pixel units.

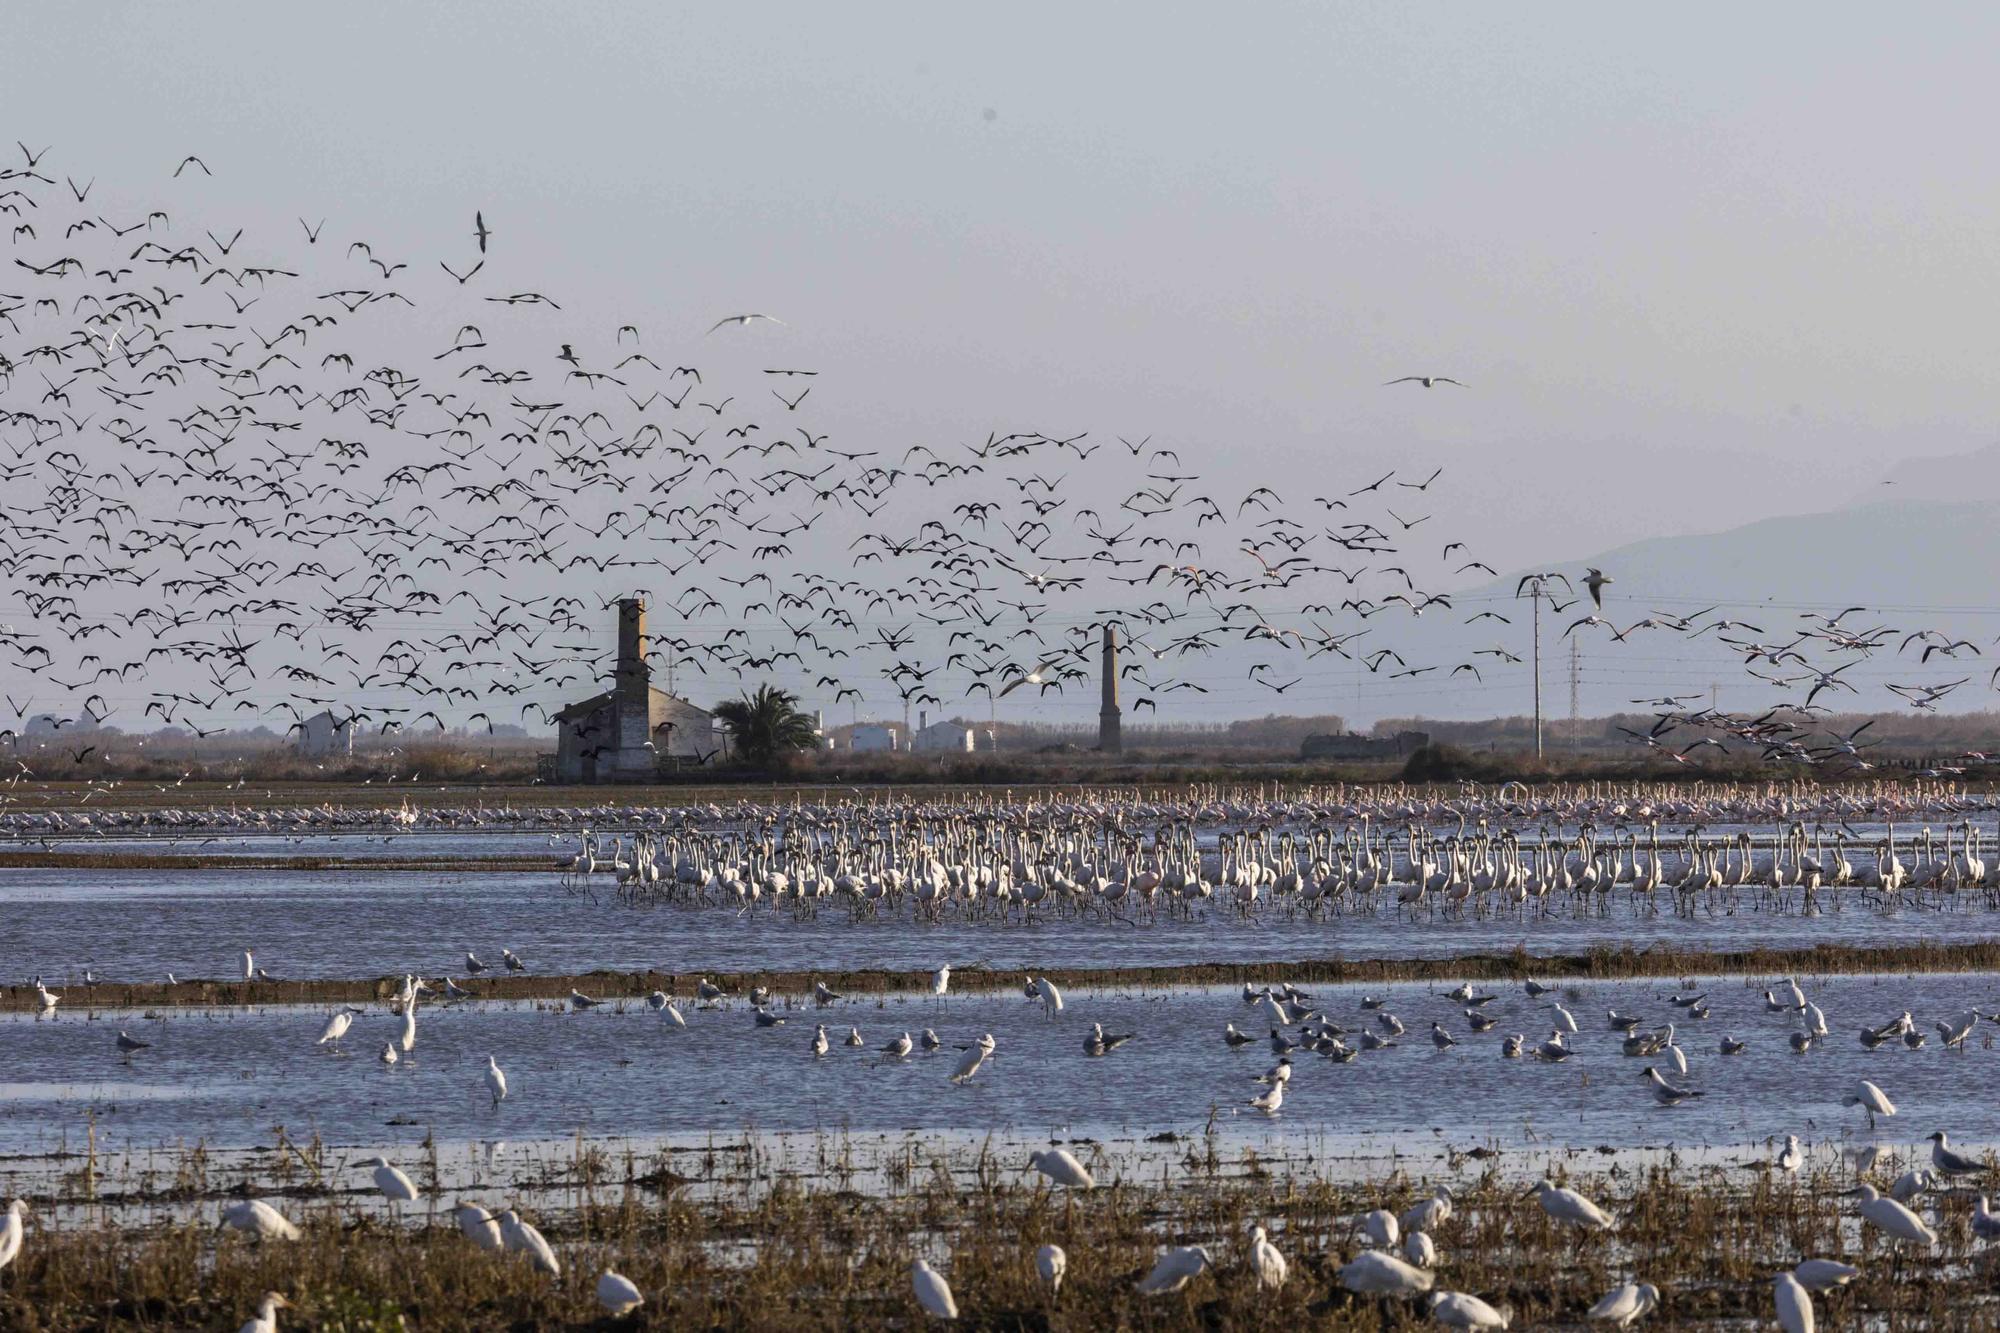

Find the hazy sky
[[10, 5, 2000, 733], [12, 2, 1999, 573]]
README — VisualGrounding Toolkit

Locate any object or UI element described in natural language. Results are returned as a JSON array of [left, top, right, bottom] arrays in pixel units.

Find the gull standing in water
[[882, 1032, 914, 1059], [1083, 1022, 1134, 1056], [911, 1257, 958, 1319], [810, 1024, 830, 1058], [1777, 1135, 1804, 1172], [1248, 1081, 1285, 1115], [115, 1030, 149, 1060], [1928, 1131, 1984, 1179]]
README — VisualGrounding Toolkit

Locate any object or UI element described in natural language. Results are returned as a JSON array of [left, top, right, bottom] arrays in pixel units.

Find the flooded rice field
[[9, 863, 2000, 985], [4, 975, 1997, 1160]]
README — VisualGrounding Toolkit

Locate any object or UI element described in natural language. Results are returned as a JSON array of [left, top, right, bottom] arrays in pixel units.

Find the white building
[[910, 713, 974, 753], [295, 710, 354, 758], [850, 723, 898, 753]]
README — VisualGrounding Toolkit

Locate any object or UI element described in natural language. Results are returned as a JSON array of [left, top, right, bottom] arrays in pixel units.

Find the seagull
[[115, 1030, 150, 1058], [1430, 1021, 1458, 1051], [921, 1028, 942, 1051], [1028, 1148, 1094, 1189], [754, 1007, 786, 1028], [1777, 1135, 1804, 1172], [1135, 1245, 1212, 1295], [810, 1024, 830, 1058], [707, 313, 786, 335], [570, 989, 602, 1010], [1384, 375, 1465, 389], [1719, 1036, 1747, 1055], [1644, 1067, 1702, 1106], [1974, 1197, 2000, 1241], [473, 211, 492, 253], [1255, 1057, 1293, 1086], [596, 1269, 643, 1316], [502, 948, 526, 972], [1083, 1021, 1133, 1056], [1224, 1022, 1257, 1047], [813, 981, 844, 1005], [882, 1032, 914, 1059], [1928, 1130, 1984, 1178], [1248, 1081, 1285, 1115], [465, 952, 488, 975], [844, 1026, 864, 1047], [1583, 567, 1613, 609], [911, 1258, 958, 1319], [1587, 1280, 1660, 1327], [696, 977, 729, 1005], [380, 1042, 398, 1066]]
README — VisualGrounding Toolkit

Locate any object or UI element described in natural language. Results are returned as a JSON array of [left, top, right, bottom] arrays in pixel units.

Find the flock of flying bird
[[2, 143, 1997, 769]]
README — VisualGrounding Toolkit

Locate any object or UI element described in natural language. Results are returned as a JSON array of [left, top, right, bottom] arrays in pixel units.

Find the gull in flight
[[998, 658, 1066, 698], [1385, 375, 1465, 388], [707, 313, 785, 335]]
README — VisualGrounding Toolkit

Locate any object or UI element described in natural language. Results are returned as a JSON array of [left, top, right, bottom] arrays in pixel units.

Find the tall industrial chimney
[[1098, 623, 1122, 754]]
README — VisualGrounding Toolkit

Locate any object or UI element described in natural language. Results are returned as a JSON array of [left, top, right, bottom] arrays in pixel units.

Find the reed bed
[[2, 1131, 1996, 1330], [9, 939, 2000, 1015]]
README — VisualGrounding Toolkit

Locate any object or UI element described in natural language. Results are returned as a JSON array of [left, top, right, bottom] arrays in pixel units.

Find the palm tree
[[713, 685, 819, 767]]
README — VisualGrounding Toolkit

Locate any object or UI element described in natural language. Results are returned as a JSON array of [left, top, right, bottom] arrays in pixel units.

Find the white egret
[[1426, 1290, 1511, 1329], [1360, 1208, 1400, 1248], [1531, 1180, 1615, 1230], [237, 1292, 290, 1333], [596, 1269, 644, 1315], [315, 1006, 363, 1048], [1135, 1244, 1211, 1294], [1033, 976, 1064, 1019], [1843, 1080, 1896, 1129], [1, 1199, 27, 1281], [33, 983, 58, 1015], [1550, 1003, 1578, 1033], [1248, 1224, 1288, 1290], [453, 1201, 504, 1251], [1029, 1149, 1094, 1189], [1847, 1183, 1937, 1246], [485, 1055, 508, 1106], [1036, 1242, 1066, 1295], [1927, 1130, 1984, 1178], [647, 992, 687, 1027], [242, 949, 255, 981], [1973, 1196, 2000, 1240], [1889, 1167, 1934, 1202], [1793, 1259, 1858, 1290], [1338, 1249, 1434, 1297], [499, 1208, 560, 1275], [1587, 1280, 1660, 1326], [219, 1200, 301, 1241], [932, 964, 951, 997], [1773, 1271, 1814, 1333], [949, 1034, 995, 1084], [1405, 1230, 1437, 1268], [399, 998, 417, 1053], [354, 1156, 418, 1221], [1402, 1186, 1453, 1233], [911, 1257, 958, 1319]]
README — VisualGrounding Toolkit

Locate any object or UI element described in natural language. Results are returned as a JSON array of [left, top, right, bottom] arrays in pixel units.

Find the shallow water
[[2, 975, 1996, 1162], [6, 860, 2000, 985]]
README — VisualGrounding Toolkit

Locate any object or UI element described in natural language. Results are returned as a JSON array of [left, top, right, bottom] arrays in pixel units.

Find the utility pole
[[1514, 572, 1573, 762], [1568, 639, 1580, 723]]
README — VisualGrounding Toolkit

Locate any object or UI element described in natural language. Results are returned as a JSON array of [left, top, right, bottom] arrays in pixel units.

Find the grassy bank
[[0, 1142, 1989, 1330], [10, 939, 2000, 1014]]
